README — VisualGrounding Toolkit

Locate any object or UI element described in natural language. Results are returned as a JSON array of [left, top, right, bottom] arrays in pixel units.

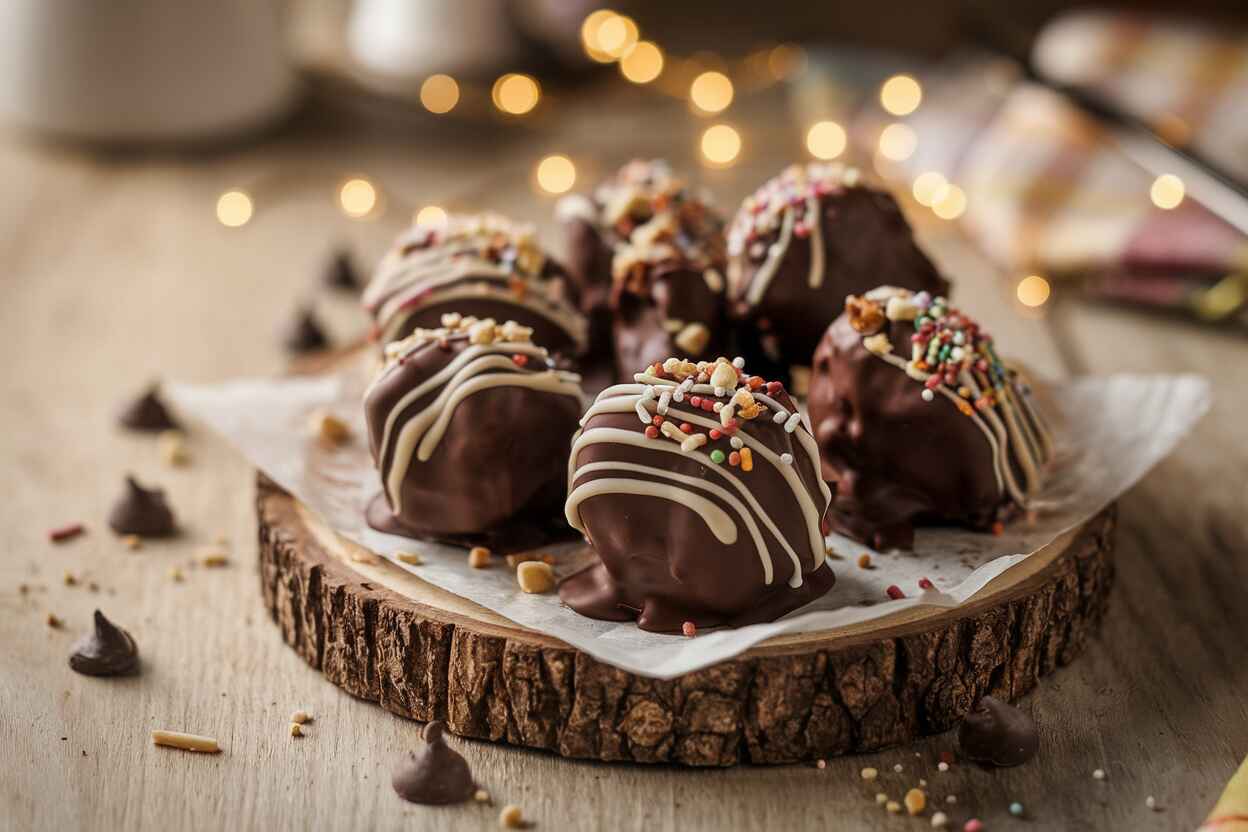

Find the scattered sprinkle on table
[[946, 795, 958, 804], [885, 800, 901, 814], [886, 585, 904, 600], [963, 820, 984, 832], [1093, 768, 1106, 780], [152, 730, 221, 753], [875, 793, 888, 805], [48, 523, 85, 543], [860, 767, 878, 781], [893, 763, 903, 773], [938, 761, 949, 772], [1145, 795, 1157, 810], [499, 804, 524, 828], [1009, 801, 1024, 816], [857, 553, 872, 569], [904, 788, 926, 815], [815, 759, 826, 769], [930, 811, 948, 828], [682, 621, 697, 638]]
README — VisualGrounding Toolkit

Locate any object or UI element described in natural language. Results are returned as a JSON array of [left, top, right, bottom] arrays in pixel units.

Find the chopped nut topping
[[122, 535, 142, 551], [152, 730, 220, 753], [308, 409, 351, 446], [905, 788, 926, 815], [516, 561, 555, 594], [289, 722, 304, 737], [198, 546, 229, 568], [673, 322, 711, 355], [159, 430, 191, 466], [290, 710, 313, 724], [468, 547, 492, 569], [474, 789, 491, 804], [168, 567, 184, 583], [499, 804, 524, 829], [395, 551, 423, 566], [46, 612, 63, 629], [845, 295, 885, 335]]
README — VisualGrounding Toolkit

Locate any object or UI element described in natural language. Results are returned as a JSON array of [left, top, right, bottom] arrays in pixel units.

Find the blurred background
[[2, 0, 1246, 381]]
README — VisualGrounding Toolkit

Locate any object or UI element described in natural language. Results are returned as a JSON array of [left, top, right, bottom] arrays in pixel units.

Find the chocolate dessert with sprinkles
[[726, 163, 949, 380], [561, 354, 834, 631], [808, 287, 1053, 550], [556, 159, 729, 380], [364, 315, 586, 550], [362, 212, 587, 358]]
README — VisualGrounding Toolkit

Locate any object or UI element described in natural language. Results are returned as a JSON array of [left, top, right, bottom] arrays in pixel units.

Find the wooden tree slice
[[257, 474, 1116, 767]]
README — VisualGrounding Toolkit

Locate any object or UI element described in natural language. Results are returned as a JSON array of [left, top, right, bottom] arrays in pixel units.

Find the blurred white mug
[[0, 0, 298, 144]]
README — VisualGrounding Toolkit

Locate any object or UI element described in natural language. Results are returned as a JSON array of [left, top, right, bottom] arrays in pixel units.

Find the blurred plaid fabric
[[878, 12, 1248, 315]]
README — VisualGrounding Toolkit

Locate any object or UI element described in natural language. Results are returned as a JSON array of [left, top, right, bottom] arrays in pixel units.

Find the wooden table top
[[2, 77, 1244, 832]]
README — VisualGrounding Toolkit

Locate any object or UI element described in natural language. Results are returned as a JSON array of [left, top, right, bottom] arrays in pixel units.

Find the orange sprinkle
[[740, 447, 753, 472], [508, 277, 527, 299], [991, 521, 1005, 536], [956, 400, 974, 417]]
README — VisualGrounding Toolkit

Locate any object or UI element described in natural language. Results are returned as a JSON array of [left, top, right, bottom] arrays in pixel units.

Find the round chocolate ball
[[363, 213, 587, 358], [364, 316, 585, 542], [807, 287, 1053, 550], [726, 163, 950, 377], [561, 356, 835, 632], [555, 160, 729, 380]]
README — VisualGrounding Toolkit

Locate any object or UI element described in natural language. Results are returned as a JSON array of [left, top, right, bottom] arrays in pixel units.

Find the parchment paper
[[170, 367, 1209, 679]]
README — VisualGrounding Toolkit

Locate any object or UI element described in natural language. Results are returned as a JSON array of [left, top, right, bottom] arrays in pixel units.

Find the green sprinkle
[[709, 449, 726, 464]]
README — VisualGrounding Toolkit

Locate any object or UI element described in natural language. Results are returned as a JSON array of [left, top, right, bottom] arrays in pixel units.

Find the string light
[[690, 71, 733, 114], [596, 14, 638, 59], [700, 124, 741, 166], [912, 172, 947, 207], [1150, 174, 1185, 210], [415, 205, 448, 228], [1016, 275, 1051, 308], [339, 178, 378, 218], [536, 155, 577, 194], [620, 41, 664, 84], [931, 184, 967, 220], [580, 9, 618, 62], [215, 190, 253, 227], [881, 74, 922, 116], [492, 73, 541, 115], [878, 123, 917, 161], [806, 121, 847, 160], [768, 44, 807, 80], [419, 74, 459, 114]]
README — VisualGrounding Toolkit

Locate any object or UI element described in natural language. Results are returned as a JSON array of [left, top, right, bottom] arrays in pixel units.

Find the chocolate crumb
[[958, 696, 1039, 767], [108, 476, 177, 537], [323, 249, 360, 292], [282, 305, 330, 354], [68, 610, 139, 676], [118, 384, 180, 432], [391, 721, 476, 805]]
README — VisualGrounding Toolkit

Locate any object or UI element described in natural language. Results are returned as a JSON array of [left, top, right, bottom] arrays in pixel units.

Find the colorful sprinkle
[[709, 449, 726, 464], [779, 452, 793, 465], [857, 553, 872, 569], [886, 585, 904, 600], [1009, 802, 1024, 817], [728, 451, 740, 466], [739, 447, 753, 471], [644, 425, 659, 439], [511, 353, 528, 367], [918, 577, 935, 591], [48, 523, 86, 543], [963, 820, 983, 832], [679, 422, 693, 434], [709, 428, 722, 440]]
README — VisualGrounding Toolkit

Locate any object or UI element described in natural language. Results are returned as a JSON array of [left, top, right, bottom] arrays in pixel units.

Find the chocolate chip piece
[[107, 475, 177, 537], [118, 384, 179, 432], [281, 306, 330, 354], [69, 610, 139, 676], [323, 249, 360, 292], [958, 696, 1039, 767], [392, 721, 476, 805]]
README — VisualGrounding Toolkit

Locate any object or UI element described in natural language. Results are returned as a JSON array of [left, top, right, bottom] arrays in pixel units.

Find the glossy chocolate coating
[[730, 185, 949, 373], [107, 475, 177, 538], [391, 722, 476, 805], [808, 314, 1005, 550], [958, 696, 1039, 767], [69, 610, 140, 677], [364, 332, 583, 544], [118, 384, 179, 432], [561, 375, 834, 632]]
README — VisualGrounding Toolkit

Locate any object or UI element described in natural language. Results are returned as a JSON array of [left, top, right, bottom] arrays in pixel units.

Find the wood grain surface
[[1, 63, 1245, 832]]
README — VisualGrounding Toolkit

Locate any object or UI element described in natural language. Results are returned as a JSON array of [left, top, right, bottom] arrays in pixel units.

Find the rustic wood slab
[[258, 473, 1116, 766]]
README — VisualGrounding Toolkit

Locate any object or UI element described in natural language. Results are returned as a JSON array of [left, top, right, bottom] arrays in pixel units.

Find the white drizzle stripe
[[569, 460, 773, 582], [962, 371, 1028, 503], [566, 478, 738, 546], [379, 280, 588, 348], [744, 207, 794, 308], [579, 389, 825, 572], [386, 361, 582, 507], [806, 196, 825, 289], [568, 428, 807, 585]]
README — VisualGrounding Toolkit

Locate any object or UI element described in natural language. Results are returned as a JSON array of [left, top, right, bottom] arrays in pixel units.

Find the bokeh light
[[805, 121, 847, 160], [701, 124, 741, 166], [1017, 275, 1052, 308], [492, 73, 541, 115], [1150, 174, 1185, 210], [931, 184, 967, 220], [620, 41, 664, 84], [580, 9, 617, 62], [690, 71, 734, 114], [596, 14, 638, 59], [768, 44, 807, 80], [339, 178, 377, 218], [536, 155, 577, 194], [419, 74, 459, 114], [415, 205, 448, 228], [878, 123, 917, 161], [215, 190, 253, 228], [912, 172, 947, 207], [881, 74, 922, 116]]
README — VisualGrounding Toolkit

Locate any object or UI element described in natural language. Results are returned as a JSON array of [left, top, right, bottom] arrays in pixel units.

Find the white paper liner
[[170, 370, 1209, 679]]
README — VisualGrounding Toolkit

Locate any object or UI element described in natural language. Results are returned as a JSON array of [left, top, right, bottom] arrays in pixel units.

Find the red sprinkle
[[991, 521, 1005, 536], [511, 354, 529, 367], [682, 621, 697, 638], [689, 396, 703, 408], [652, 414, 664, 426], [964, 820, 984, 832], [721, 421, 739, 435], [728, 451, 741, 466], [940, 751, 956, 765], [701, 399, 715, 412], [709, 428, 722, 440], [918, 578, 935, 591], [766, 381, 782, 394], [49, 523, 85, 543], [886, 585, 904, 600], [679, 422, 693, 434], [747, 376, 763, 390], [644, 425, 659, 439]]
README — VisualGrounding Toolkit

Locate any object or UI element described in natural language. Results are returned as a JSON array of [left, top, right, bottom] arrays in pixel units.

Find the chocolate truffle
[[392, 722, 476, 805], [118, 384, 179, 432], [108, 475, 177, 537], [561, 355, 835, 632], [556, 159, 729, 379], [808, 287, 1053, 550], [362, 212, 587, 359], [958, 696, 1039, 767], [69, 610, 140, 677], [364, 315, 585, 546], [726, 163, 950, 377]]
